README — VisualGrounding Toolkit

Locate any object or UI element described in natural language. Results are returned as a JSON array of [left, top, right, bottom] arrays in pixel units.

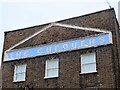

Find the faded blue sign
[[5, 33, 112, 61]]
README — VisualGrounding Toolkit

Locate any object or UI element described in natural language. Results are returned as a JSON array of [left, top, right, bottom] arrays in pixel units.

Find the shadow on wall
[[118, 1, 120, 27]]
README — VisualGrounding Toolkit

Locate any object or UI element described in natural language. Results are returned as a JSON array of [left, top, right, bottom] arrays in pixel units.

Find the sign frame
[[4, 33, 113, 62]]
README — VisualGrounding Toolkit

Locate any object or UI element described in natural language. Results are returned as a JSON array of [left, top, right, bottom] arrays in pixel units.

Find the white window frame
[[81, 53, 97, 74], [13, 64, 27, 82], [44, 59, 59, 79]]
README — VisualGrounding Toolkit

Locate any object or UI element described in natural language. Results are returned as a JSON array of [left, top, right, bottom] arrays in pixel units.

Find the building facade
[[118, 1, 120, 28], [2, 8, 120, 89]]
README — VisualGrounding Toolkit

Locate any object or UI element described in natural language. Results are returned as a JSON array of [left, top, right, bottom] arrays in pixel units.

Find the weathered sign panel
[[4, 33, 112, 61]]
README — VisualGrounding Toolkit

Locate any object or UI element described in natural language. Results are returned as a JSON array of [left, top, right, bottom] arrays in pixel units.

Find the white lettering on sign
[[4, 33, 112, 61]]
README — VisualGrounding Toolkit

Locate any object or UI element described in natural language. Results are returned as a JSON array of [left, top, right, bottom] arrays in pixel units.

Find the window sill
[[44, 76, 59, 79], [80, 71, 97, 75], [13, 80, 26, 83]]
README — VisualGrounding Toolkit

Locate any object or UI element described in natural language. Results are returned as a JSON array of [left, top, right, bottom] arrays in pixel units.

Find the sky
[[0, 0, 120, 65]]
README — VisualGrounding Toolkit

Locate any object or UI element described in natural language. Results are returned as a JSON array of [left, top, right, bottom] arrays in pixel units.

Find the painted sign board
[[4, 33, 112, 61]]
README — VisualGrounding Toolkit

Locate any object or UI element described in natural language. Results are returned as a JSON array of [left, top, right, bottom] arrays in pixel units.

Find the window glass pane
[[20, 65, 26, 72], [88, 53, 96, 62], [82, 63, 96, 73], [47, 69, 58, 77], [16, 73, 21, 81], [16, 65, 26, 73], [81, 53, 95, 64], [21, 73, 25, 80], [47, 59, 58, 69], [16, 73, 25, 81], [16, 66, 21, 73]]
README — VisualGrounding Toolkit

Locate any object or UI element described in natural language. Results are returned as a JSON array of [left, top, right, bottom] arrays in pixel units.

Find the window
[[13, 64, 26, 82], [45, 59, 59, 79], [81, 53, 97, 74]]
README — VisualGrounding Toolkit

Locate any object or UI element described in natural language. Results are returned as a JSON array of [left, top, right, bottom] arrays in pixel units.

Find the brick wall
[[2, 8, 120, 89], [2, 45, 116, 88]]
